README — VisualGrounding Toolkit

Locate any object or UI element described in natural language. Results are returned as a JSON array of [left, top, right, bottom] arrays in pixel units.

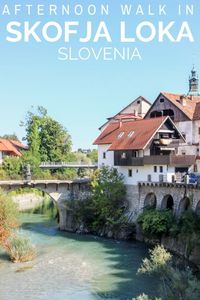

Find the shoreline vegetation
[[0, 189, 36, 263]]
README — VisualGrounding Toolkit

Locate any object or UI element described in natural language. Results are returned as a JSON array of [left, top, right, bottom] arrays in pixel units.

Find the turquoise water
[[0, 214, 159, 300]]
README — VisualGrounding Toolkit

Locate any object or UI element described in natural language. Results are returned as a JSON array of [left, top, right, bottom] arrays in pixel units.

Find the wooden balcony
[[114, 151, 196, 167]]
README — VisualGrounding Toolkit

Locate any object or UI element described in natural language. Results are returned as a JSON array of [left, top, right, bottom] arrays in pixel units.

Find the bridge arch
[[8, 187, 59, 222], [177, 196, 191, 216], [161, 195, 174, 210], [144, 193, 157, 209]]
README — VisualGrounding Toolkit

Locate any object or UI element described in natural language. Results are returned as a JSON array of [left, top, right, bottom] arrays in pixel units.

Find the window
[[118, 132, 125, 139], [154, 166, 157, 173], [103, 152, 106, 159], [160, 166, 163, 173], [160, 98, 165, 103], [137, 100, 140, 104], [121, 152, 126, 159], [128, 169, 132, 177], [147, 175, 152, 182], [182, 151, 186, 155], [128, 131, 134, 138]]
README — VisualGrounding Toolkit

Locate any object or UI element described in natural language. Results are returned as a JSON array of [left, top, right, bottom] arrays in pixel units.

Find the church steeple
[[188, 65, 200, 96]]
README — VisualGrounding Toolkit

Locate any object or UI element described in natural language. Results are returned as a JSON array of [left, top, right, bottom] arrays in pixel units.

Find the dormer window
[[118, 132, 124, 139], [128, 131, 134, 138]]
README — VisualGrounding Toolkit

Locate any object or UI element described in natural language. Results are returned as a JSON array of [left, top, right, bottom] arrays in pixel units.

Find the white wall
[[0, 152, 2, 164], [98, 144, 114, 167], [176, 121, 193, 144], [117, 165, 175, 185], [193, 120, 200, 146]]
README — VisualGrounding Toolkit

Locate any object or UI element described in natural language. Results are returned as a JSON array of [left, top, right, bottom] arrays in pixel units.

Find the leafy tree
[[1, 133, 19, 141], [137, 245, 200, 300], [87, 149, 98, 163], [39, 116, 72, 161], [87, 167, 126, 231], [21, 106, 72, 162]]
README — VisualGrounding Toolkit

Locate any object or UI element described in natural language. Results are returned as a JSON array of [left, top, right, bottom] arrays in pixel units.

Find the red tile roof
[[10, 140, 28, 150], [94, 117, 169, 151], [161, 92, 200, 120], [0, 139, 26, 156]]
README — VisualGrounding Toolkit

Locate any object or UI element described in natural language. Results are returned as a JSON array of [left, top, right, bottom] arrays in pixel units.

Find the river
[[0, 214, 159, 300]]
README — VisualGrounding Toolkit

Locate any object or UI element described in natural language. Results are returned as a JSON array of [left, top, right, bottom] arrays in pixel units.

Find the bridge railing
[[40, 161, 98, 167]]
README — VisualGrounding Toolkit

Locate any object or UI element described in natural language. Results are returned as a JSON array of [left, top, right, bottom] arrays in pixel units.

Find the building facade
[[94, 67, 199, 184]]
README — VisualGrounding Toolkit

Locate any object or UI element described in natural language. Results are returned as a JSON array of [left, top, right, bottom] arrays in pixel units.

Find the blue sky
[[0, 0, 200, 149]]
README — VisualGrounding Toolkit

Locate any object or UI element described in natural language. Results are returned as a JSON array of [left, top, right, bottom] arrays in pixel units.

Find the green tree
[[89, 166, 126, 231], [87, 149, 98, 163], [39, 116, 72, 162], [1, 133, 19, 141], [21, 106, 72, 162], [137, 245, 200, 300]]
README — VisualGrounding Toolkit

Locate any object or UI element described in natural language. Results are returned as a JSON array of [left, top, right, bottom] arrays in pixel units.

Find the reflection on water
[[0, 214, 159, 300]]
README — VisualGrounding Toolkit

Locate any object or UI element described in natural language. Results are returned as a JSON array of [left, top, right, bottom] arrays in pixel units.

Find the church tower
[[188, 66, 200, 96]]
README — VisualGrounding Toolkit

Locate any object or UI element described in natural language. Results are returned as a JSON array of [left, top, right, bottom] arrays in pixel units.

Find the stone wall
[[12, 193, 45, 211]]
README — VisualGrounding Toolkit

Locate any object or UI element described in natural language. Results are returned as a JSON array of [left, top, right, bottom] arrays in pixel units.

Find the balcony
[[114, 151, 196, 167]]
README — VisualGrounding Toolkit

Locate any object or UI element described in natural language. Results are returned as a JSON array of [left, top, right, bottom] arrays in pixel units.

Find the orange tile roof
[[10, 139, 28, 150], [161, 92, 200, 120], [94, 117, 168, 151], [0, 139, 24, 156]]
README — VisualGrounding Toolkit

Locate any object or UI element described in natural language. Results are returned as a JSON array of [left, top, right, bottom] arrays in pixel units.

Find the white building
[[94, 116, 192, 184]]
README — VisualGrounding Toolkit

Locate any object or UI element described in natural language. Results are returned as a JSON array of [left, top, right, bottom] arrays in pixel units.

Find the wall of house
[[117, 165, 175, 185], [141, 100, 151, 117], [0, 152, 2, 164], [193, 120, 200, 146], [98, 144, 114, 167], [145, 95, 189, 122], [175, 121, 194, 144], [121, 97, 150, 116]]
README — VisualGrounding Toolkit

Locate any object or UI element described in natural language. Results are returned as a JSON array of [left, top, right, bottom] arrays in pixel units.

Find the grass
[[5, 235, 36, 263]]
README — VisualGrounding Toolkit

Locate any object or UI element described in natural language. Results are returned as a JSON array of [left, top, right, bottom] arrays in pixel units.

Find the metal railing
[[40, 161, 98, 168]]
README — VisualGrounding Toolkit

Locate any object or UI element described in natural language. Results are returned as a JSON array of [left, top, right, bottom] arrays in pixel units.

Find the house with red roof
[[94, 116, 193, 184], [94, 67, 199, 184], [0, 139, 27, 164], [145, 66, 200, 172]]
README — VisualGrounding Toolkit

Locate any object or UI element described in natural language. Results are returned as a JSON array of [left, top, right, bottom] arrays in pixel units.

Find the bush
[[137, 245, 200, 300], [3, 156, 22, 179], [5, 235, 36, 263], [0, 190, 18, 245], [137, 209, 175, 238]]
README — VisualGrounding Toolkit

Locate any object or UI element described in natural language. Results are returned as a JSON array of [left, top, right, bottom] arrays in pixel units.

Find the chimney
[[180, 95, 187, 106]]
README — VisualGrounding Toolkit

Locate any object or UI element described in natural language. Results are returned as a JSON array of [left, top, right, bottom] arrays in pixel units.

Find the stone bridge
[[0, 179, 91, 230], [137, 182, 200, 217]]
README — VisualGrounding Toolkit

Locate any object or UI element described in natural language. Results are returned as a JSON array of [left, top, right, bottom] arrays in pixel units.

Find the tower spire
[[188, 65, 200, 96]]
